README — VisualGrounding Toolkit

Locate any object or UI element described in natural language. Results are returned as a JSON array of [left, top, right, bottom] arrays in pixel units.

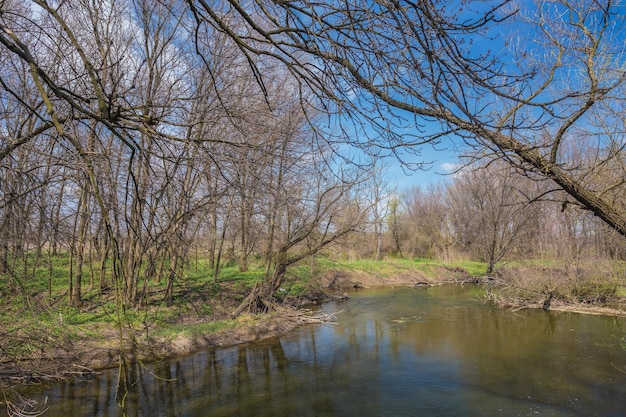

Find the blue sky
[[385, 145, 459, 191], [333, 115, 462, 191]]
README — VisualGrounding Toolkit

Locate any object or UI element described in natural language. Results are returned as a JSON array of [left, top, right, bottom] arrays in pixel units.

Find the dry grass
[[487, 260, 626, 313]]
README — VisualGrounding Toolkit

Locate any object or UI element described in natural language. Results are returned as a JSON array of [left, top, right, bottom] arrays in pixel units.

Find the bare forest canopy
[[0, 0, 625, 308]]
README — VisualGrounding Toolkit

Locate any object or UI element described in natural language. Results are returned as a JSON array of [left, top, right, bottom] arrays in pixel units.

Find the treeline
[[348, 161, 626, 275]]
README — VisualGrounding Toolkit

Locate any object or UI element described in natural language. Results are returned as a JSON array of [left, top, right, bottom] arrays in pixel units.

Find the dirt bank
[[0, 307, 336, 388], [79, 306, 341, 371], [319, 265, 477, 290], [2, 264, 623, 389]]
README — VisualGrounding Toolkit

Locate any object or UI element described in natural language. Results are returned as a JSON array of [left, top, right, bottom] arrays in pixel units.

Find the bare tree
[[400, 184, 448, 259], [386, 195, 403, 258], [233, 133, 375, 316], [185, 0, 626, 237], [362, 160, 392, 261], [447, 162, 543, 274]]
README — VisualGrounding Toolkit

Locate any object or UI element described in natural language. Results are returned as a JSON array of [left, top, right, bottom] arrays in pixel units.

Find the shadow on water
[[13, 285, 626, 417]]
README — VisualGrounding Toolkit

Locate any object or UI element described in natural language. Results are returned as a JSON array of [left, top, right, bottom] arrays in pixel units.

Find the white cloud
[[440, 162, 459, 172]]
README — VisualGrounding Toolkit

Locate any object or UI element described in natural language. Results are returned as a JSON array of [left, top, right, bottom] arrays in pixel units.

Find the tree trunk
[[232, 261, 288, 318]]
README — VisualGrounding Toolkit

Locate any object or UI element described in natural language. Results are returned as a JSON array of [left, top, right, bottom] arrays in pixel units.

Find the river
[[12, 285, 626, 417]]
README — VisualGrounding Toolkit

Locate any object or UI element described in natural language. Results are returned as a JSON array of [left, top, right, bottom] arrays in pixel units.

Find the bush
[[570, 280, 617, 304], [487, 262, 624, 307]]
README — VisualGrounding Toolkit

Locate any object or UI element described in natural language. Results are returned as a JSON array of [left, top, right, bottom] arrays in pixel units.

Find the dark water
[[13, 285, 626, 416]]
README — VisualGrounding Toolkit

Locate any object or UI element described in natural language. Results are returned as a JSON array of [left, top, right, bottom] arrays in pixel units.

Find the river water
[[13, 285, 626, 417]]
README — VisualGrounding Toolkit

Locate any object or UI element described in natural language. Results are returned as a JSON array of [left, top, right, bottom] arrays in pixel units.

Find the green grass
[[299, 256, 488, 280], [503, 258, 565, 268], [409, 258, 488, 277], [1, 251, 624, 366], [152, 319, 239, 340], [1, 252, 487, 311]]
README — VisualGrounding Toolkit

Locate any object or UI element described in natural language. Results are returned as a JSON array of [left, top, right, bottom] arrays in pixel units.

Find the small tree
[[387, 196, 403, 258], [447, 162, 542, 275]]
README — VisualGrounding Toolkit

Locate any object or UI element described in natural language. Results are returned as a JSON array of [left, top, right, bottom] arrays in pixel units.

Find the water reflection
[[15, 285, 626, 417]]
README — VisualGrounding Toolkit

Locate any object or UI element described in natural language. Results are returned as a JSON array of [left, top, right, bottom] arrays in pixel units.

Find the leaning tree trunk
[[232, 262, 289, 318]]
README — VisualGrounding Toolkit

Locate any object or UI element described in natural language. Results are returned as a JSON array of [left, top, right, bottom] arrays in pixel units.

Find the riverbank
[[60, 264, 481, 373], [485, 262, 626, 317], [0, 260, 471, 387], [1, 259, 624, 389], [9, 283, 626, 417]]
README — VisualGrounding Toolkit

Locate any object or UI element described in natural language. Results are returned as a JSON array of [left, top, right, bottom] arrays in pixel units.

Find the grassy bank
[[0, 255, 484, 383], [485, 259, 626, 313], [1, 254, 625, 387]]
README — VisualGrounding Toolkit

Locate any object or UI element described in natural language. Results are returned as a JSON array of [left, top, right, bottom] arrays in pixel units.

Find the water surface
[[15, 285, 626, 416]]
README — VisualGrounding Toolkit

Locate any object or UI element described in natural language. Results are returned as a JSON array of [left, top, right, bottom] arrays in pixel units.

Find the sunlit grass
[[152, 317, 249, 340], [145, 304, 266, 342], [1, 251, 623, 354], [303, 256, 488, 279]]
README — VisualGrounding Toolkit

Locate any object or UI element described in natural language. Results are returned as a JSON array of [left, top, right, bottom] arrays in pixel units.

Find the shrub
[[570, 280, 617, 304]]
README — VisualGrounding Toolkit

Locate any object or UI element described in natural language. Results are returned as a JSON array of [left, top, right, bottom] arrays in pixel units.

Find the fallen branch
[[0, 364, 98, 385], [2, 390, 49, 417], [278, 306, 343, 324]]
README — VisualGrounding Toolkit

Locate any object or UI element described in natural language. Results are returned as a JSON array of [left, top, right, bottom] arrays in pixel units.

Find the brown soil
[[0, 307, 332, 388], [320, 266, 476, 290], [74, 308, 314, 371]]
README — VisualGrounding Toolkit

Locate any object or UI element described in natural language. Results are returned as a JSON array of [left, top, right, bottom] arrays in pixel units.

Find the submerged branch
[[282, 306, 343, 324], [2, 389, 49, 417]]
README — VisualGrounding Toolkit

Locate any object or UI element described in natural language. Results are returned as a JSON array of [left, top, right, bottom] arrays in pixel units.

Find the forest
[[1, 0, 625, 394]]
